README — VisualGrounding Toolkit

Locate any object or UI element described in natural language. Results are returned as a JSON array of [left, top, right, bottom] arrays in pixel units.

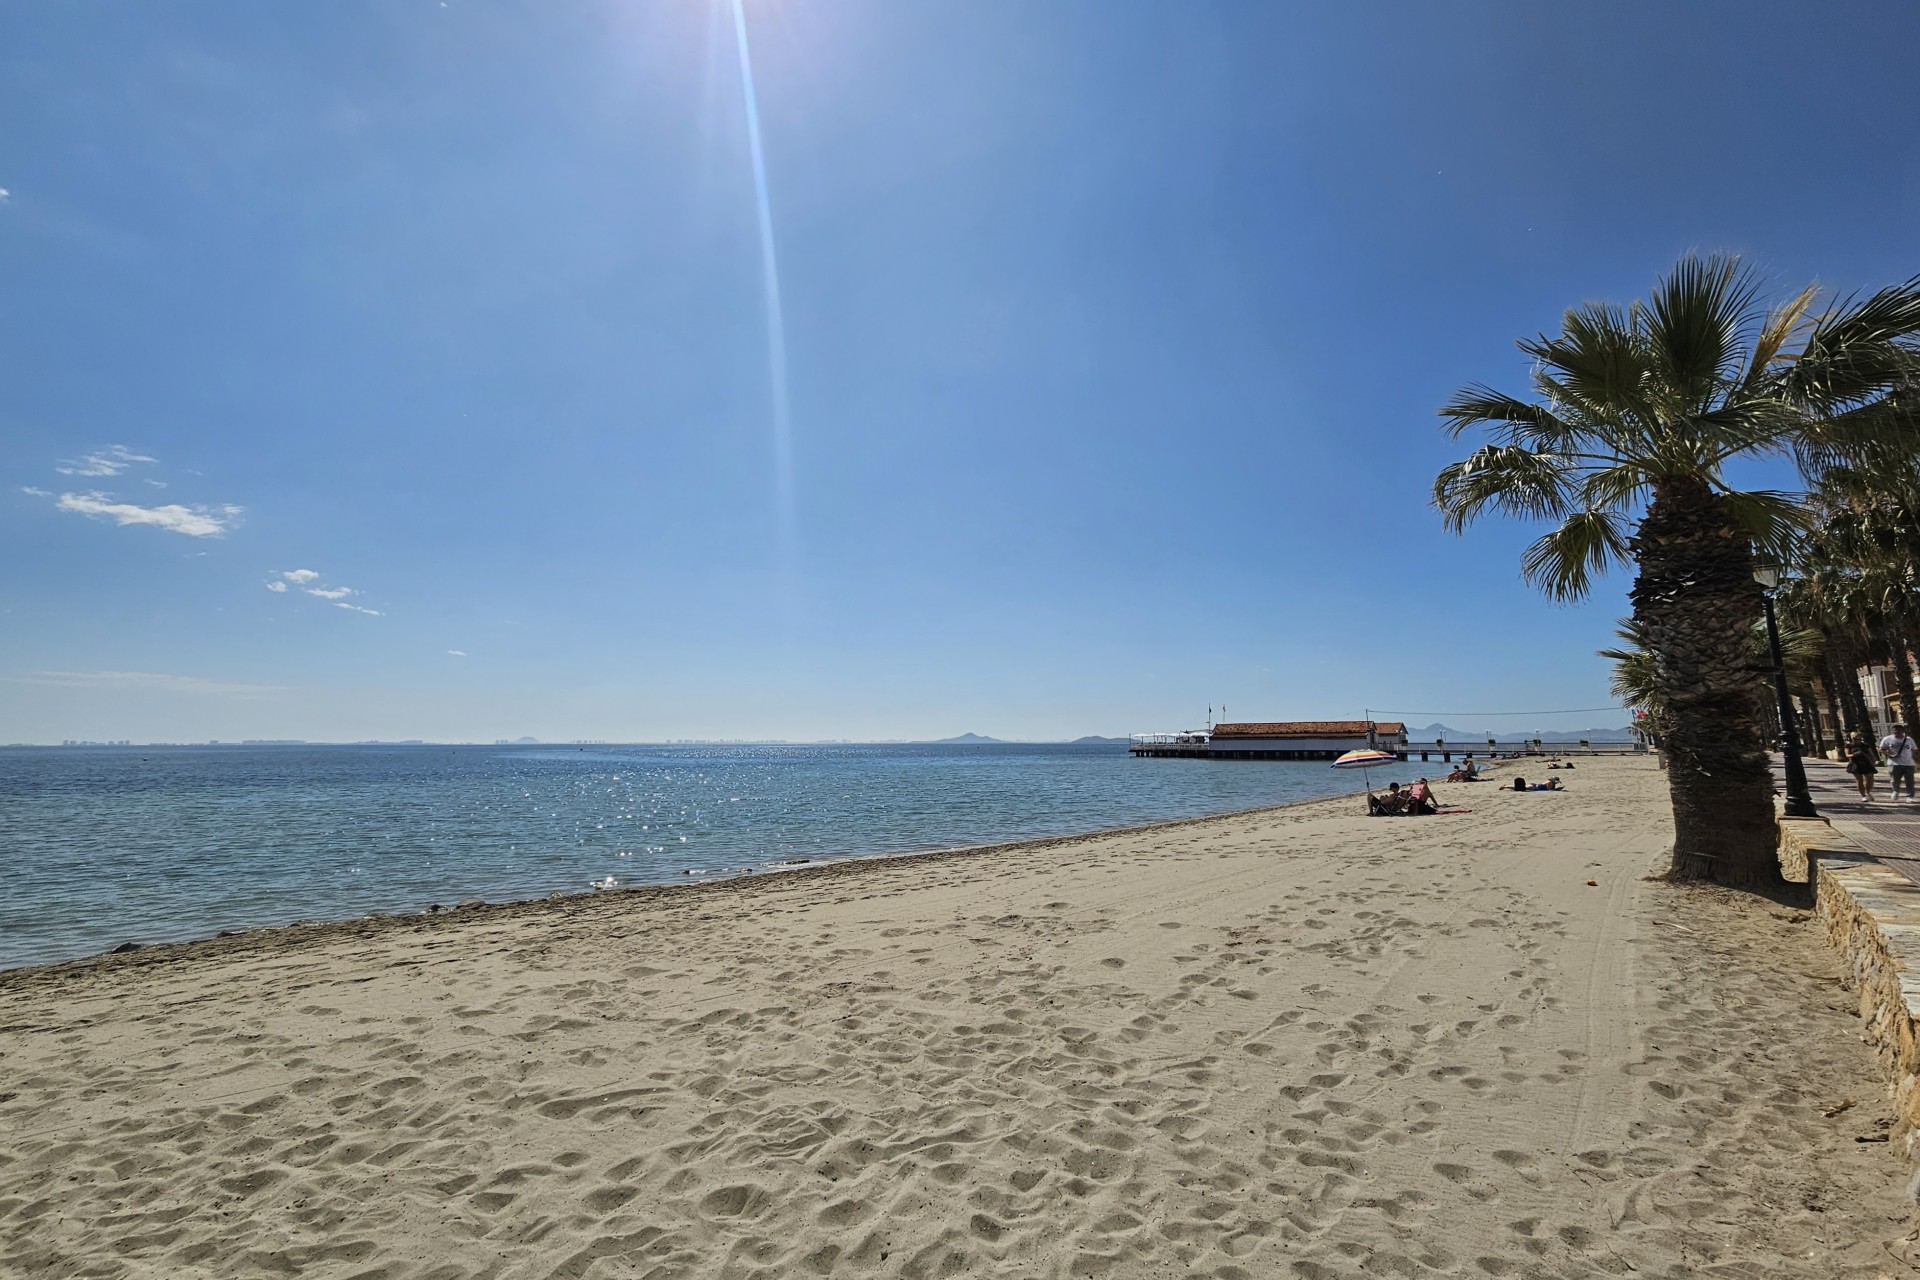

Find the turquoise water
[[0, 742, 1432, 969]]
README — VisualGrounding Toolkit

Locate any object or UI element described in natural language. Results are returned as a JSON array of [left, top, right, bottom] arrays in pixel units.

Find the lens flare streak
[[729, 0, 793, 536]]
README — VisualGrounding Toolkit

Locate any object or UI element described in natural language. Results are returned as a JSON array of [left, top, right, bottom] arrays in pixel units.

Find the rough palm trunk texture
[[1631, 477, 1780, 887], [1804, 667, 1835, 756], [1821, 648, 1865, 749], [1838, 641, 1878, 741], [1779, 820, 1920, 1147], [1889, 637, 1919, 732], [1797, 685, 1827, 758]]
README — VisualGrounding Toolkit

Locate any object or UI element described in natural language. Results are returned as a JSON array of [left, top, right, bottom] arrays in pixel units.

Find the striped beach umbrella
[[1332, 748, 1396, 789]]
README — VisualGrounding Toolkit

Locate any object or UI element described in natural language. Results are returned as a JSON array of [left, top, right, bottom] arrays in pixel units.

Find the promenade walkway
[[1775, 752, 1920, 881]]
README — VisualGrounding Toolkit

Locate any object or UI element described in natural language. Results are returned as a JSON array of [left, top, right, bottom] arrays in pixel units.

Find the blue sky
[[4, 1, 1917, 743]]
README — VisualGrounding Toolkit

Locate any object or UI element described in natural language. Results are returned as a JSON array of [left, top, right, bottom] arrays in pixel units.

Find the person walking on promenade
[[1846, 734, 1880, 801], [1881, 724, 1917, 800]]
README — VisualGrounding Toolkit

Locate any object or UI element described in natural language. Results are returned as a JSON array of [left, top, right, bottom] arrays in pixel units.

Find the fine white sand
[[3, 757, 1914, 1278]]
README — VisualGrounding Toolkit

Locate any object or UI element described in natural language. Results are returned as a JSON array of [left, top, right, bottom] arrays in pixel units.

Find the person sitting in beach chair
[[1368, 782, 1409, 816], [1406, 778, 1438, 815]]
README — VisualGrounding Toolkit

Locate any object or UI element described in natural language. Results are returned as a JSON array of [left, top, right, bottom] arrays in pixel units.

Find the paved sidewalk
[[1773, 752, 1920, 882]]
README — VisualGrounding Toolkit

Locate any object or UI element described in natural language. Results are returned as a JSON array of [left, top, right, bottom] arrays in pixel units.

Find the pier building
[[1129, 721, 1406, 761]]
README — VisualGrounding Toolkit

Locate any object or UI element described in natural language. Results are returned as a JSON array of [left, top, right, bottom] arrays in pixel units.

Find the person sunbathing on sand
[[1406, 778, 1438, 814], [1512, 776, 1563, 792], [1368, 782, 1409, 816]]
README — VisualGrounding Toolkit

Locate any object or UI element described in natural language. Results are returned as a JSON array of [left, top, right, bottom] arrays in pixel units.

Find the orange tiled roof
[[1212, 721, 1376, 739], [1375, 722, 1406, 736]]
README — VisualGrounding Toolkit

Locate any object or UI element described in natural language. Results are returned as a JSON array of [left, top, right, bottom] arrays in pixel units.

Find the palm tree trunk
[[1630, 477, 1780, 889], [1836, 642, 1876, 740], [1889, 631, 1920, 732], [1797, 685, 1828, 758], [1823, 646, 1850, 751], [1814, 656, 1846, 756], [1825, 642, 1868, 742]]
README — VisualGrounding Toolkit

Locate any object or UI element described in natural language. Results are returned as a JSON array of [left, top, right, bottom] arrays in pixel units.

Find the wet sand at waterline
[[3, 757, 1913, 1278]]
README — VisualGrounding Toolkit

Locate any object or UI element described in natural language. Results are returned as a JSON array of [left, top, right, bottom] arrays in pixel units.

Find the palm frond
[[1438, 385, 1583, 448], [1574, 461, 1650, 512], [1432, 445, 1576, 533], [1642, 253, 1760, 410], [1780, 275, 1920, 411], [1776, 622, 1825, 686], [1597, 618, 1662, 714], [1686, 395, 1808, 463], [1716, 489, 1810, 561], [1521, 303, 1656, 427], [1747, 281, 1820, 381], [1793, 391, 1920, 476], [1518, 510, 1631, 603]]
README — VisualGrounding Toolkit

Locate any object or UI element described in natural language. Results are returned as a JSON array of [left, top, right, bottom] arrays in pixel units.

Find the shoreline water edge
[[1, 783, 1379, 983], [2, 742, 1447, 971]]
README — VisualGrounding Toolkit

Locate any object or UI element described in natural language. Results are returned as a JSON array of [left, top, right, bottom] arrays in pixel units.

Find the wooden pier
[[1128, 742, 1213, 759], [1131, 736, 1646, 762]]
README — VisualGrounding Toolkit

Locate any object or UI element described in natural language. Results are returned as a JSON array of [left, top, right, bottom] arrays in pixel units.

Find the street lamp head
[[1752, 561, 1780, 590]]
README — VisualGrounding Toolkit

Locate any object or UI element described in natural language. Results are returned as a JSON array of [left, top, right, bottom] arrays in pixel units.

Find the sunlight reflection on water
[[0, 742, 1428, 968]]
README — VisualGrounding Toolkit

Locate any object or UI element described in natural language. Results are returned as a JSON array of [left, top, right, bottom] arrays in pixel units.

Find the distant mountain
[[1069, 736, 1129, 745], [1411, 722, 1633, 743], [932, 733, 1002, 744]]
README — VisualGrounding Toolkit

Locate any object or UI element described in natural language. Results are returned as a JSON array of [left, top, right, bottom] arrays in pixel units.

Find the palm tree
[[1778, 565, 1884, 746], [1810, 461, 1920, 728], [1598, 617, 1667, 765], [1598, 619, 1663, 726], [1435, 255, 1920, 888], [1601, 613, 1824, 759]]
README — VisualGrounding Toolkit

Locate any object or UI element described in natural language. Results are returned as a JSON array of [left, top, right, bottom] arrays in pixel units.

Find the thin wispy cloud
[[447, 649, 468, 657], [33, 448, 239, 538], [0, 188, 10, 202], [268, 568, 382, 616], [56, 445, 156, 478], [15, 670, 284, 695], [54, 492, 242, 538]]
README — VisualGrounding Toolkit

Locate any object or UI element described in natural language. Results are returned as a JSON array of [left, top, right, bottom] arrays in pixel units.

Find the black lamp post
[[1754, 562, 1819, 818]]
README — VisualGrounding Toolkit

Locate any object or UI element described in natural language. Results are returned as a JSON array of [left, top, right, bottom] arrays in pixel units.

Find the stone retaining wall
[[1782, 819, 1920, 1148]]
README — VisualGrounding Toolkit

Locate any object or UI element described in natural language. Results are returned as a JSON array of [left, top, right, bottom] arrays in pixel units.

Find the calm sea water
[[0, 742, 1432, 969]]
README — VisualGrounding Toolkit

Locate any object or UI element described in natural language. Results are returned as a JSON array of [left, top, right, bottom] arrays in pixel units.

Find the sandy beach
[[3, 756, 1914, 1278]]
